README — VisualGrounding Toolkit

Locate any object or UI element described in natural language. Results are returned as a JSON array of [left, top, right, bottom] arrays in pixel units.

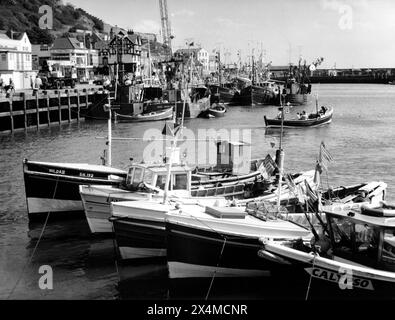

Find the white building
[[0, 31, 36, 89], [50, 37, 96, 81], [196, 48, 209, 74]]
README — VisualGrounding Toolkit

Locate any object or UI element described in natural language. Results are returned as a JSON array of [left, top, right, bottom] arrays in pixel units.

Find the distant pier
[[0, 89, 108, 134]]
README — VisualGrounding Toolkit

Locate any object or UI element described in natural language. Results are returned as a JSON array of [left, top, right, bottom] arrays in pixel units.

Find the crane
[[158, 0, 173, 54]]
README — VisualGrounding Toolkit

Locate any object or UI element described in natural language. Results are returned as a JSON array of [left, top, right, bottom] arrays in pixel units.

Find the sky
[[69, 0, 395, 68]]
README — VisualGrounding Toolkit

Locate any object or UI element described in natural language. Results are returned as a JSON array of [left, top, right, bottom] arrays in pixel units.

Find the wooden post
[[58, 91, 61, 124], [46, 92, 50, 126], [76, 90, 80, 122], [86, 90, 89, 108], [36, 93, 39, 129], [23, 92, 27, 130], [67, 90, 71, 123], [9, 98, 14, 133]]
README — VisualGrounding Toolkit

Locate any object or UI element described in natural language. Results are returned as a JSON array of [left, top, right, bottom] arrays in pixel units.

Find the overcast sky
[[70, 0, 395, 68]]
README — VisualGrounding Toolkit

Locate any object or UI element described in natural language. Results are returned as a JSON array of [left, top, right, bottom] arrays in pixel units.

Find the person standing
[[33, 76, 42, 96]]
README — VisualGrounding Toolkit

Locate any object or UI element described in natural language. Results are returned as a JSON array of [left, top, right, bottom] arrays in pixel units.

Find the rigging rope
[[305, 253, 317, 300], [205, 237, 227, 301]]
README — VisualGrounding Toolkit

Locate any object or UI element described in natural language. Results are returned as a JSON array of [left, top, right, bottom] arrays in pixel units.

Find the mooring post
[[67, 90, 71, 123], [46, 91, 50, 126], [23, 92, 27, 130], [76, 89, 80, 122], [9, 98, 14, 133], [36, 93, 39, 129], [57, 90, 61, 124]]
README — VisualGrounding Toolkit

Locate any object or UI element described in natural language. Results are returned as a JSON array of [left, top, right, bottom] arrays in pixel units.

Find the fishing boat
[[209, 84, 237, 105], [80, 160, 247, 234], [208, 104, 227, 118], [264, 106, 333, 128], [114, 107, 173, 122], [235, 77, 280, 106], [23, 159, 126, 219], [258, 202, 395, 298]]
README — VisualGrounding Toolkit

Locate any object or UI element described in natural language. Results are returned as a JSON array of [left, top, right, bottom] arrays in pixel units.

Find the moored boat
[[258, 202, 395, 298], [208, 104, 227, 118], [114, 107, 173, 122], [23, 159, 126, 220], [264, 106, 333, 128]]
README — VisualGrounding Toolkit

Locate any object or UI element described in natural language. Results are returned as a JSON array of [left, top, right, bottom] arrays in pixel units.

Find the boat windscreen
[[381, 229, 395, 271], [330, 215, 381, 267]]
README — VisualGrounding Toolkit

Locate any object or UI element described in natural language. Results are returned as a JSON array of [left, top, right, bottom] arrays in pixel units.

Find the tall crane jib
[[158, 0, 172, 54]]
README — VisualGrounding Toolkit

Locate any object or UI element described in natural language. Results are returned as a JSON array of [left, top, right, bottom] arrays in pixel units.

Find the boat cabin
[[325, 206, 395, 272], [215, 140, 252, 175], [124, 163, 192, 194]]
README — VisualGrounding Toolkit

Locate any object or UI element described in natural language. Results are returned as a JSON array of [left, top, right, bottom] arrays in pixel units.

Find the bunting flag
[[284, 173, 296, 194], [304, 179, 318, 204], [258, 154, 277, 179], [319, 142, 333, 170], [162, 120, 180, 137]]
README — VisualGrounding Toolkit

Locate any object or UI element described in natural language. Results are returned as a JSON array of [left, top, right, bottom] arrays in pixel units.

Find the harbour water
[[1, 83, 395, 299]]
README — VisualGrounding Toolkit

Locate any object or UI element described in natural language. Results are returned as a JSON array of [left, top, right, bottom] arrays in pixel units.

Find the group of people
[[296, 106, 328, 120], [0, 75, 14, 96]]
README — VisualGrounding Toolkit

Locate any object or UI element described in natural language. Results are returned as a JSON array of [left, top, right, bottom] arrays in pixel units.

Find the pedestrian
[[33, 76, 42, 96]]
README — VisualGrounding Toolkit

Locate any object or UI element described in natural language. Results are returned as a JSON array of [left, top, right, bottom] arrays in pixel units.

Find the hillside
[[0, 0, 107, 44]]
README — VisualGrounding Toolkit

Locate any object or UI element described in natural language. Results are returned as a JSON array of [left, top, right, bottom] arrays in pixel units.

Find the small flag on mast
[[162, 120, 180, 137], [319, 142, 333, 170]]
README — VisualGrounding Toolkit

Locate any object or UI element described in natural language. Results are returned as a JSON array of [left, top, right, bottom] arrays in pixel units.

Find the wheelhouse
[[125, 164, 192, 192], [325, 208, 395, 272]]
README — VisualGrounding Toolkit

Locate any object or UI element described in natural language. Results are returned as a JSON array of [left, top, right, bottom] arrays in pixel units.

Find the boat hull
[[259, 242, 395, 299], [284, 93, 308, 105], [209, 85, 236, 104], [166, 222, 272, 279], [237, 85, 278, 106], [115, 107, 173, 122], [23, 160, 126, 220]]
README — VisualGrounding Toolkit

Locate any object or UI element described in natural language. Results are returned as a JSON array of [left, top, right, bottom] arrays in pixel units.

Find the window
[[155, 174, 167, 190], [143, 169, 154, 185], [172, 173, 187, 190], [132, 167, 143, 184], [126, 167, 135, 185], [1, 53, 6, 61]]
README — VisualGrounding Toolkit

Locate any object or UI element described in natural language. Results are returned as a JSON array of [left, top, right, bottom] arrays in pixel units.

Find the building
[[50, 37, 94, 80], [174, 47, 210, 74], [32, 44, 52, 70], [97, 30, 142, 79], [0, 31, 36, 89]]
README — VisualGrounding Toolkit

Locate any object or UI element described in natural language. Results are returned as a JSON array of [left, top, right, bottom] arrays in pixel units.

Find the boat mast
[[162, 57, 188, 204], [276, 90, 285, 212], [148, 40, 152, 86]]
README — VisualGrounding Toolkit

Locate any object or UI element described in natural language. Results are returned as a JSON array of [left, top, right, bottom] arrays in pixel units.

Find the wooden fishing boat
[[264, 107, 333, 128], [258, 202, 395, 298], [23, 159, 126, 220], [208, 104, 227, 117], [115, 107, 173, 122]]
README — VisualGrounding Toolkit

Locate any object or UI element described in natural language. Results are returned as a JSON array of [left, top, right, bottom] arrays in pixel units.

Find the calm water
[[1, 83, 395, 299]]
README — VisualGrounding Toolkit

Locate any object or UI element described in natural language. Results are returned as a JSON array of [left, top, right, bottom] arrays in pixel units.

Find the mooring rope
[[305, 253, 317, 301], [205, 236, 227, 301], [7, 176, 59, 299]]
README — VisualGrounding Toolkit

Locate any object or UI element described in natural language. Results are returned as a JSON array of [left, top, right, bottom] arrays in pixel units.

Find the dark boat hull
[[264, 109, 333, 128], [237, 85, 278, 106], [209, 85, 237, 104], [166, 222, 272, 279], [284, 93, 308, 105], [23, 160, 126, 220], [112, 217, 167, 260]]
